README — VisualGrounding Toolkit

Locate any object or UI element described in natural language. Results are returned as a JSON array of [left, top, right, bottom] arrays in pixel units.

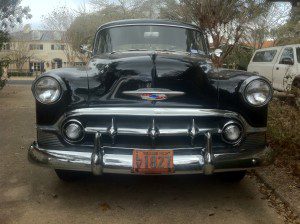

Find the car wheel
[[55, 169, 90, 182], [217, 170, 246, 182]]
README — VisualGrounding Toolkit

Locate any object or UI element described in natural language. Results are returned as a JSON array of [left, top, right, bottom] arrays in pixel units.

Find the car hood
[[86, 51, 218, 108]]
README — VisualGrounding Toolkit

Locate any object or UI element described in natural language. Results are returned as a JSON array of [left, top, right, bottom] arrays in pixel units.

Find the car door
[[247, 49, 278, 82], [272, 47, 297, 91]]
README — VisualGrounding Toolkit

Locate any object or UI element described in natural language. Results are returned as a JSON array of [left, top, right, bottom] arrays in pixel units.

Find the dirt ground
[[0, 84, 290, 224]]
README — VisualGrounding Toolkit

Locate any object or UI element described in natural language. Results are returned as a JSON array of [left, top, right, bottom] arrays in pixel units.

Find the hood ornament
[[123, 88, 185, 101]]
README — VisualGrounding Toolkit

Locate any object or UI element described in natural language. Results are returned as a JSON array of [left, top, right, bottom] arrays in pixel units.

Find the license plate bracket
[[132, 150, 174, 174]]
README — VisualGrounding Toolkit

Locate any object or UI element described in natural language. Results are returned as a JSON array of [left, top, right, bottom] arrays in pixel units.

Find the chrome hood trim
[[65, 107, 266, 134], [69, 107, 236, 117]]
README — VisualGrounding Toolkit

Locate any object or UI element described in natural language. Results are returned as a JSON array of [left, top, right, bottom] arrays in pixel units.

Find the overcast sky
[[20, 0, 92, 29], [20, 0, 292, 30]]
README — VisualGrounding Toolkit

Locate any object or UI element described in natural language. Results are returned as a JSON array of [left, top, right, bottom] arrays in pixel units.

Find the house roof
[[10, 30, 64, 42]]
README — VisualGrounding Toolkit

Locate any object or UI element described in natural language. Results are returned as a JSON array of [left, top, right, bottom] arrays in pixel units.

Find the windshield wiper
[[155, 49, 176, 52], [109, 49, 148, 54], [128, 49, 148, 51]]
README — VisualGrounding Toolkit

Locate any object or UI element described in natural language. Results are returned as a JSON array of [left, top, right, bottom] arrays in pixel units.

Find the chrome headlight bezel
[[61, 119, 85, 143], [221, 121, 244, 145], [33, 76, 63, 105], [240, 76, 273, 107]]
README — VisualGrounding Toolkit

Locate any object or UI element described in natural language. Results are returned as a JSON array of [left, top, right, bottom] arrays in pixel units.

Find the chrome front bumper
[[28, 141, 274, 175]]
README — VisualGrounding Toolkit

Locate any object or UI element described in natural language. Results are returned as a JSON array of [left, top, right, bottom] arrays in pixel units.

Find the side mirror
[[80, 44, 92, 55], [213, 49, 223, 58], [281, 57, 294, 65]]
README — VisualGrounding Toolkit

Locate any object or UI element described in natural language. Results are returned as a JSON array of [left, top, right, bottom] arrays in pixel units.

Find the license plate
[[132, 150, 174, 174]]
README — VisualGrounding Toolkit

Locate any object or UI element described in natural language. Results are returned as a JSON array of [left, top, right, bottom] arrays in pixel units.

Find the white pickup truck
[[247, 44, 300, 93]]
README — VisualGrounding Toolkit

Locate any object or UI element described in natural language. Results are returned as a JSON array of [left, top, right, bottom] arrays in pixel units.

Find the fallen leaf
[[51, 194, 58, 199], [100, 202, 111, 211]]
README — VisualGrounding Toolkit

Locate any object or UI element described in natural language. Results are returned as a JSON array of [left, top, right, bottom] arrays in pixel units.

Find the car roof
[[255, 44, 300, 52], [97, 19, 201, 32]]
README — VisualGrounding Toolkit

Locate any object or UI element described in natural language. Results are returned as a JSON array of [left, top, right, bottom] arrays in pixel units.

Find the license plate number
[[132, 150, 174, 174]]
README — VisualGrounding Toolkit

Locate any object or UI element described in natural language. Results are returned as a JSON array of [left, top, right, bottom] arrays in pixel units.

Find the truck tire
[[55, 169, 89, 182]]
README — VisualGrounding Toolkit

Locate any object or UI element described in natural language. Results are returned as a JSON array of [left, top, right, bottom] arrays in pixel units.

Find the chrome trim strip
[[69, 107, 237, 117], [66, 107, 266, 134], [123, 88, 185, 99], [84, 126, 221, 136]]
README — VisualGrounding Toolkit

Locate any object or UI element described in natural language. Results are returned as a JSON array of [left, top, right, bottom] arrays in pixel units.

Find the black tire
[[217, 170, 246, 183], [55, 169, 89, 182]]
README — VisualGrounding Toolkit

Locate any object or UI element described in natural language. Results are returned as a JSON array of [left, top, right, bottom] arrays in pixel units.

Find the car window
[[95, 25, 207, 54], [296, 47, 300, 63], [279, 47, 294, 64], [252, 50, 277, 62]]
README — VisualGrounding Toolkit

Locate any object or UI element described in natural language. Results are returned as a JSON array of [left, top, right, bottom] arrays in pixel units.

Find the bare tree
[[67, 0, 166, 55], [8, 41, 33, 71], [270, 3, 299, 46], [160, 0, 272, 66], [90, 0, 165, 19], [1, 0, 31, 89], [242, 3, 291, 50], [42, 6, 80, 65]]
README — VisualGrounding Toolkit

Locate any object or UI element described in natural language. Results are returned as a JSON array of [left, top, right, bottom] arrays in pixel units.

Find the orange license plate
[[132, 150, 174, 174]]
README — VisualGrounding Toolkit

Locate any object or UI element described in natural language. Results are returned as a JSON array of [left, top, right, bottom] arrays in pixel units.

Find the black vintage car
[[28, 19, 274, 182]]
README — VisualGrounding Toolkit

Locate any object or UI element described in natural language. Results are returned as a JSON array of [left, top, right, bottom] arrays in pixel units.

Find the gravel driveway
[[0, 84, 286, 224]]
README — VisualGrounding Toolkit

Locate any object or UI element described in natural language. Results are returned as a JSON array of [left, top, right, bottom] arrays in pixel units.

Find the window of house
[[29, 44, 43, 50], [279, 47, 294, 64], [51, 44, 65, 50], [30, 62, 43, 71], [252, 50, 277, 62], [2, 43, 10, 51], [34, 63, 41, 71]]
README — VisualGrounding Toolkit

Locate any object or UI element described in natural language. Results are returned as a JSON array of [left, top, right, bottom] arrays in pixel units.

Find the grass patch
[[267, 98, 300, 174]]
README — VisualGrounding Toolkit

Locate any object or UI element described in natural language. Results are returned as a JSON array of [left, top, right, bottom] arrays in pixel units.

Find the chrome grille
[[241, 133, 266, 150], [84, 117, 222, 146], [37, 130, 64, 148], [37, 107, 266, 151]]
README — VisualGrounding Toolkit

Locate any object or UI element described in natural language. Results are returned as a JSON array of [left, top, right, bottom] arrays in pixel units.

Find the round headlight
[[244, 79, 272, 106], [222, 122, 243, 144], [63, 120, 84, 142], [34, 77, 61, 104]]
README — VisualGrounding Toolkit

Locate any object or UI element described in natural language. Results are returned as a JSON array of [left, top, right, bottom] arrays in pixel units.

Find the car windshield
[[94, 25, 207, 55]]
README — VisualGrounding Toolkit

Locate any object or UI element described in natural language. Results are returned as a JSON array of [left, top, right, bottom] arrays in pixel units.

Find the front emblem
[[141, 93, 167, 101], [123, 88, 185, 101]]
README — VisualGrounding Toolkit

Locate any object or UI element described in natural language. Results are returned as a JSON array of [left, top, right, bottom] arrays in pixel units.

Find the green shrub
[[8, 72, 33, 77]]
